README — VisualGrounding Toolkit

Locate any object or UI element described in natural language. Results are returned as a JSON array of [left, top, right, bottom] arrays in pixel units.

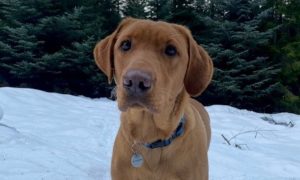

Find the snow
[[0, 87, 299, 180]]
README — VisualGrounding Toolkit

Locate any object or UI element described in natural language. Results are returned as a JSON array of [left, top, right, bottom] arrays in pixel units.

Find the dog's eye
[[120, 40, 131, 51], [165, 45, 177, 56]]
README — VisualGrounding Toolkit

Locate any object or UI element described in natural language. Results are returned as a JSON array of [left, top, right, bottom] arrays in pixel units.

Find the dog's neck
[[121, 90, 189, 144]]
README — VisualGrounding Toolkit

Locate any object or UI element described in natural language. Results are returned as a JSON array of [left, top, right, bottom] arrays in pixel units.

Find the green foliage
[[281, 87, 300, 114], [264, 0, 300, 113], [200, 0, 284, 112], [0, 0, 120, 97], [0, 0, 299, 113], [122, 0, 148, 18], [148, 0, 171, 20], [280, 41, 300, 113]]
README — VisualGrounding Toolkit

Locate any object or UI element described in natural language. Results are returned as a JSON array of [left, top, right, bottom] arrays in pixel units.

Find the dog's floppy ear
[[93, 34, 115, 84], [174, 25, 213, 97], [186, 42, 214, 97], [93, 17, 136, 84]]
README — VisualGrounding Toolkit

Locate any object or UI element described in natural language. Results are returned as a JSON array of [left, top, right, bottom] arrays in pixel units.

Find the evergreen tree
[[81, 0, 120, 36], [200, 0, 283, 112], [0, 0, 40, 87], [273, 0, 300, 113], [0, 0, 121, 97], [122, 0, 148, 18], [168, 0, 196, 25], [148, 0, 171, 20], [0, 0, 298, 113], [167, 0, 213, 45]]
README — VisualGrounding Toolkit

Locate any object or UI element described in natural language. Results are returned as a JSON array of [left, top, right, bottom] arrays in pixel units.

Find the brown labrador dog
[[94, 18, 213, 180]]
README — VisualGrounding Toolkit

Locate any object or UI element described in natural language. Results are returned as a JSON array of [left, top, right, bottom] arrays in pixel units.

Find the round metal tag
[[131, 153, 143, 168]]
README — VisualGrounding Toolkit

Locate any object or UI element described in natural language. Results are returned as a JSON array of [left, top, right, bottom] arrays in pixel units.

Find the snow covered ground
[[0, 87, 299, 180]]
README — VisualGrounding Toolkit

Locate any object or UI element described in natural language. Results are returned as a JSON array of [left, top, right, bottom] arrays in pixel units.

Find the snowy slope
[[0, 87, 299, 180]]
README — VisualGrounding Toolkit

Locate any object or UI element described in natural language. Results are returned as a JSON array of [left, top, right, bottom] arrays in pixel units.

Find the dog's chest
[[132, 148, 183, 179], [140, 148, 162, 169]]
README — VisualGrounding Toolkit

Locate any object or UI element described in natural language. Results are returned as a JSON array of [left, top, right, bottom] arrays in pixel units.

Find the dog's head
[[94, 18, 213, 112]]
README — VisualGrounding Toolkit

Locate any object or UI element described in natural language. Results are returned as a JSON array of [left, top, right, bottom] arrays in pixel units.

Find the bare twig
[[261, 116, 295, 128], [221, 134, 231, 145], [0, 123, 20, 133], [228, 129, 275, 142], [221, 129, 276, 150], [235, 143, 249, 150]]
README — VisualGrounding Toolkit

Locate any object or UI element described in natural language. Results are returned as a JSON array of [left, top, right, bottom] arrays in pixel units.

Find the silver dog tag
[[131, 153, 143, 168]]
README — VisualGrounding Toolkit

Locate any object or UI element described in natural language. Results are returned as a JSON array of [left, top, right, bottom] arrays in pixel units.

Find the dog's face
[[94, 18, 213, 113]]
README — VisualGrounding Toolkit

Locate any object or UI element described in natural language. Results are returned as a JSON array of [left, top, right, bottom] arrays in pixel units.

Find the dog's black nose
[[123, 70, 152, 95]]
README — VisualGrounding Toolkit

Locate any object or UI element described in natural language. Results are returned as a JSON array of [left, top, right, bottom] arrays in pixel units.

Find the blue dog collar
[[144, 116, 186, 149]]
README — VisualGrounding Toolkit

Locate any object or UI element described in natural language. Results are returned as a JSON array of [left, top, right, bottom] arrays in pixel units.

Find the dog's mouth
[[118, 94, 158, 113]]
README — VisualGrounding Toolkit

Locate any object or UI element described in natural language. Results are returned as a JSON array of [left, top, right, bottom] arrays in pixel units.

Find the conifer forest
[[0, 0, 299, 113]]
